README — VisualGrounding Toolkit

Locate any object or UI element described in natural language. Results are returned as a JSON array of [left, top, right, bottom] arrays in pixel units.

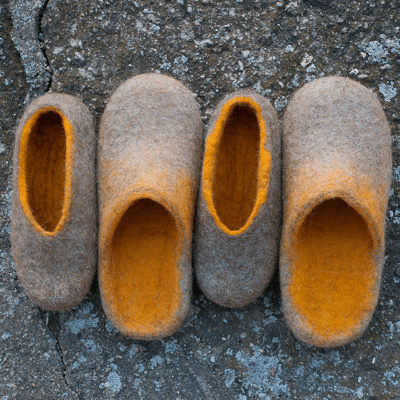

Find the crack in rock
[[39, 308, 79, 399], [10, 0, 52, 98], [38, 0, 53, 91]]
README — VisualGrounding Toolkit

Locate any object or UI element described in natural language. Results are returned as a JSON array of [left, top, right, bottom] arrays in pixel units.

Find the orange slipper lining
[[19, 108, 73, 235], [203, 97, 271, 235], [105, 198, 181, 336], [289, 198, 376, 341]]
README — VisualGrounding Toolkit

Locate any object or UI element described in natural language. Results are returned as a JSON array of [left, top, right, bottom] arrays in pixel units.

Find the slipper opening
[[289, 198, 377, 343], [108, 198, 181, 336], [212, 103, 260, 231], [21, 110, 67, 233]]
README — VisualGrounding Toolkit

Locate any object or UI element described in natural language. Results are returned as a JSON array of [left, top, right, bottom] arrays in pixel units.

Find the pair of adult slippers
[[11, 74, 392, 348]]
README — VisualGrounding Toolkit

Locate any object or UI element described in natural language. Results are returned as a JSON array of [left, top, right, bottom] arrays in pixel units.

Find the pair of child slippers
[[11, 74, 392, 348]]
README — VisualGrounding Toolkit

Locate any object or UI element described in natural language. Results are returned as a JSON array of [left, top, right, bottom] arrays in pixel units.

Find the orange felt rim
[[202, 96, 271, 236], [18, 107, 74, 236]]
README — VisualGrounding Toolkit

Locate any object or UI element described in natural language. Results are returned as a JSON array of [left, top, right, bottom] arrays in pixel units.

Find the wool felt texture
[[98, 73, 203, 340], [281, 76, 392, 347], [194, 90, 281, 308], [11, 93, 97, 311]]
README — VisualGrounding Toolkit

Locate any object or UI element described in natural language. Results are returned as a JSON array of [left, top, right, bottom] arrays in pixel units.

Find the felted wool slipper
[[194, 90, 281, 307], [98, 73, 202, 340], [281, 76, 392, 347], [11, 93, 97, 311]]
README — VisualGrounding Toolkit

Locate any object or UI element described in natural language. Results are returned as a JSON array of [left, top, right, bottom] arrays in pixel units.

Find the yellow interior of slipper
[[202, 96, 271, 235], [213, 104, 260, 231], [289, 198, 376, 341], [22, 110, 67, 233], [108, 198, 181, 335]]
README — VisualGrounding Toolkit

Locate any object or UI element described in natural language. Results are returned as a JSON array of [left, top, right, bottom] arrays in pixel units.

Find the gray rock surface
[[1, 0, 400, 399], [9, 0, 51, 97]]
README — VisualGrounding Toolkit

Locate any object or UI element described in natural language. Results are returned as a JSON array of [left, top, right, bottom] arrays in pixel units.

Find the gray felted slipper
[[281, 76, 392, 347], [98, 73, 202, 340], [194, 90, 281, 307], [11, 93, 97, 311]]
